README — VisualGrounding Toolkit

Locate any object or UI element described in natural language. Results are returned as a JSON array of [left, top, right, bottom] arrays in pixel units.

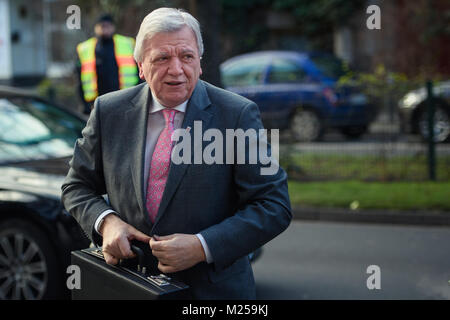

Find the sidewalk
[[293, 206, 450, 226]]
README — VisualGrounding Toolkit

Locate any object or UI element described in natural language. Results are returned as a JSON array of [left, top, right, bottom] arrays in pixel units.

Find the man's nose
[[167, 57, 183, 76]]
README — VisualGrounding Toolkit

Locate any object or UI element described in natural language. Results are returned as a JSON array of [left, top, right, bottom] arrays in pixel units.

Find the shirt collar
[[149, 92, 188, 114]]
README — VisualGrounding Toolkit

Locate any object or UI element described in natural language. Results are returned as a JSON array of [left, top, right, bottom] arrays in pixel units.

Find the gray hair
[[134, 8, 204, 63]]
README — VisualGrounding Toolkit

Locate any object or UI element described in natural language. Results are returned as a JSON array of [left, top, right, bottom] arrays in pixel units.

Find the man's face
[[94, 22, 115, 39], [137, 26, 202, 108]]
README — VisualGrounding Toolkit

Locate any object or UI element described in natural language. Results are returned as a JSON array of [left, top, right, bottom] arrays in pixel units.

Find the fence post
[[426, 80, 436, 181]]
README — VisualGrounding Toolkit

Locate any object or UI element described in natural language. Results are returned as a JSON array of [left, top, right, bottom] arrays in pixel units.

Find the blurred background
[[0, 0, 449, 300], [1, 0, 449, 183]]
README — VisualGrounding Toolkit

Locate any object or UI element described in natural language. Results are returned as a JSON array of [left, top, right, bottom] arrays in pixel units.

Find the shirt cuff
[[94, 210, 117, 235], [196, 233, 213, 264]]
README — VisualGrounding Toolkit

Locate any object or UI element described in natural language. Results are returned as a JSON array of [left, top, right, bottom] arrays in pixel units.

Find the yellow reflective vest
[[77, 34, 139, 102]]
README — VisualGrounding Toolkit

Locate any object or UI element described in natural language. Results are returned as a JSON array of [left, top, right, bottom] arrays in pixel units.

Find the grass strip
[[288, 180, 450, 211], [281, 153, 450, 181]]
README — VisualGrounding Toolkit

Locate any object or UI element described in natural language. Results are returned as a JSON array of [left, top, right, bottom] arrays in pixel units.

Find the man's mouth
[[165, 81, 184, 86]]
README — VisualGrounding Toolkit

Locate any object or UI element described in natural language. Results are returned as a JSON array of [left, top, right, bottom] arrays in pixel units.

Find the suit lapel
[[126, 84, 150, 218], [152, 81, 213, 229]]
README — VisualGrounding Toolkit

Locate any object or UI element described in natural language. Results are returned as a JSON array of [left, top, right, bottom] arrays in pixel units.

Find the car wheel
[[340, 125, 368, 140], [0, 218, 63, 300], [290, 109, 322, 142], [417, 105, 450, 143]]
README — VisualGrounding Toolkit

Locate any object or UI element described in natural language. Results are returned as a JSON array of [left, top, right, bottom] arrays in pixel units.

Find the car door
[[262, 57, 322, 129]]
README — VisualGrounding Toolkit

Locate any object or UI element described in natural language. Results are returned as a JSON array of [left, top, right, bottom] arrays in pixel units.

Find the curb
[[292, 206, 450, 226]]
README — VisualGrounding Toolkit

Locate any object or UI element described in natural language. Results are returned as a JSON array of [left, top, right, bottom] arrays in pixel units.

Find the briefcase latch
[[147, 274, 171, 287]]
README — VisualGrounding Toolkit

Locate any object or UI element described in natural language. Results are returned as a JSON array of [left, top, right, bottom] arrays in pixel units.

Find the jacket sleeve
[[61, 98, 113, 244], [199, 102, 292, 270]]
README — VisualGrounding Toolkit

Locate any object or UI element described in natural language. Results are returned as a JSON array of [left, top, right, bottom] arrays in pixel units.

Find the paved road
[[253, 220, 450, 299]]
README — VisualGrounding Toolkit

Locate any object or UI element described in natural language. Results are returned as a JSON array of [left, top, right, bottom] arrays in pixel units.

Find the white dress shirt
[[94, 92, 213, 263]]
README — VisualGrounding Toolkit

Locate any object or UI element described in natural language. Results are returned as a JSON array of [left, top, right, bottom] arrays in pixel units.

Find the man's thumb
[[130, 227, 151, 242]]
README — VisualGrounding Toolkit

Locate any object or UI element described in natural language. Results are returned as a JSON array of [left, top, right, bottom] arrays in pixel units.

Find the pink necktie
[[146, 109, 178, 223]]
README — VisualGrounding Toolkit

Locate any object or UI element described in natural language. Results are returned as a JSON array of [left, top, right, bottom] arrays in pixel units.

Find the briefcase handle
[[130, 245, 145, 271]]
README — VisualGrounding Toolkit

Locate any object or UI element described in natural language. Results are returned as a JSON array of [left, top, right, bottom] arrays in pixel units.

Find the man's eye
[[155, 57, 168, 62], [183, 54, 194, 60]]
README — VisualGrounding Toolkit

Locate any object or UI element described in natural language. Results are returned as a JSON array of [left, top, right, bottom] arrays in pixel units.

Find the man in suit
[[62, 7, 292, 299]]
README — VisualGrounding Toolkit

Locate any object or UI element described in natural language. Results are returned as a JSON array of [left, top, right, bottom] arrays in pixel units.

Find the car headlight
[[400, 92, 422, 109]]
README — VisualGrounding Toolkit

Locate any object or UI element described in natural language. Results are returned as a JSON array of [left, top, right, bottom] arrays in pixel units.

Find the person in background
[[76, 14, 139, 114]]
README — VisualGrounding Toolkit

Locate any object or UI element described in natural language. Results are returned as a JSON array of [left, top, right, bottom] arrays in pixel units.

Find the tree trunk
[[192, 0, 223, 87]]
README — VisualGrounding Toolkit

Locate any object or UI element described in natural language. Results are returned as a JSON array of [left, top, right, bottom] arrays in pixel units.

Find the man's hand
[[100, 214, 151, 265], [149, 234, 206, 273]]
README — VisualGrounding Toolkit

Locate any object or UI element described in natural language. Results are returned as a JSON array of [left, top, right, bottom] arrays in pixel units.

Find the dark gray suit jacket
[[61, 80, 292, 299]]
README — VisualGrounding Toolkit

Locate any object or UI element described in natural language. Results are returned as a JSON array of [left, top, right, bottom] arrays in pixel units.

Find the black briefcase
[[71, 246, 189, 300]]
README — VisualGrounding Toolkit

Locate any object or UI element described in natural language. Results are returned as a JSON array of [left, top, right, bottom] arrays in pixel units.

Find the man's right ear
[[137, 62, 145, 80]]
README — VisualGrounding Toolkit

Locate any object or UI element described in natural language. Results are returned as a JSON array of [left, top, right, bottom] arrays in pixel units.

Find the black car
[[398, 80, 450, 142], [0, 86, 90, 299]]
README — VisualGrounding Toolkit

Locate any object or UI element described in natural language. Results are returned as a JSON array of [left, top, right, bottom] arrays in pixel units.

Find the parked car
[[220, 51, 376, 141], [0, 86, 90, 299], [398, 80, 450, 142]]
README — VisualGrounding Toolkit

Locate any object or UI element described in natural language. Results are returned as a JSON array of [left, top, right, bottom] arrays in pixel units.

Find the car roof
[[221, 50, 309, 68], [0, 85, 38, 98], [0, 85, 88, 121]]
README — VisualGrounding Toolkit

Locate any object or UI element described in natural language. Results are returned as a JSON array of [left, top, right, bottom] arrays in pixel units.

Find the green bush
[[337, 64, 442, 110]]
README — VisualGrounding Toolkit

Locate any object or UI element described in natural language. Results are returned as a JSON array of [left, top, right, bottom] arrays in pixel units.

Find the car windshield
[[0, 97, 85, 164], [310, 55, 346, 79], [221, 55, 271, 87]]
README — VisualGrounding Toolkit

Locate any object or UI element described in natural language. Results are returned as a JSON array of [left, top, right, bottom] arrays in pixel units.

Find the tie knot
[[162, 108, 177, 126]]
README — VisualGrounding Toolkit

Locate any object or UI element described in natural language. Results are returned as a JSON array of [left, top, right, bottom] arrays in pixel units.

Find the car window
[[0, 99, 51, 144], [436, 82, 450, 97], [267, 58, 307, 84], [221, 56, 270, 87], [310, 55, 345, 79], [0, 97, 85, 163]]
